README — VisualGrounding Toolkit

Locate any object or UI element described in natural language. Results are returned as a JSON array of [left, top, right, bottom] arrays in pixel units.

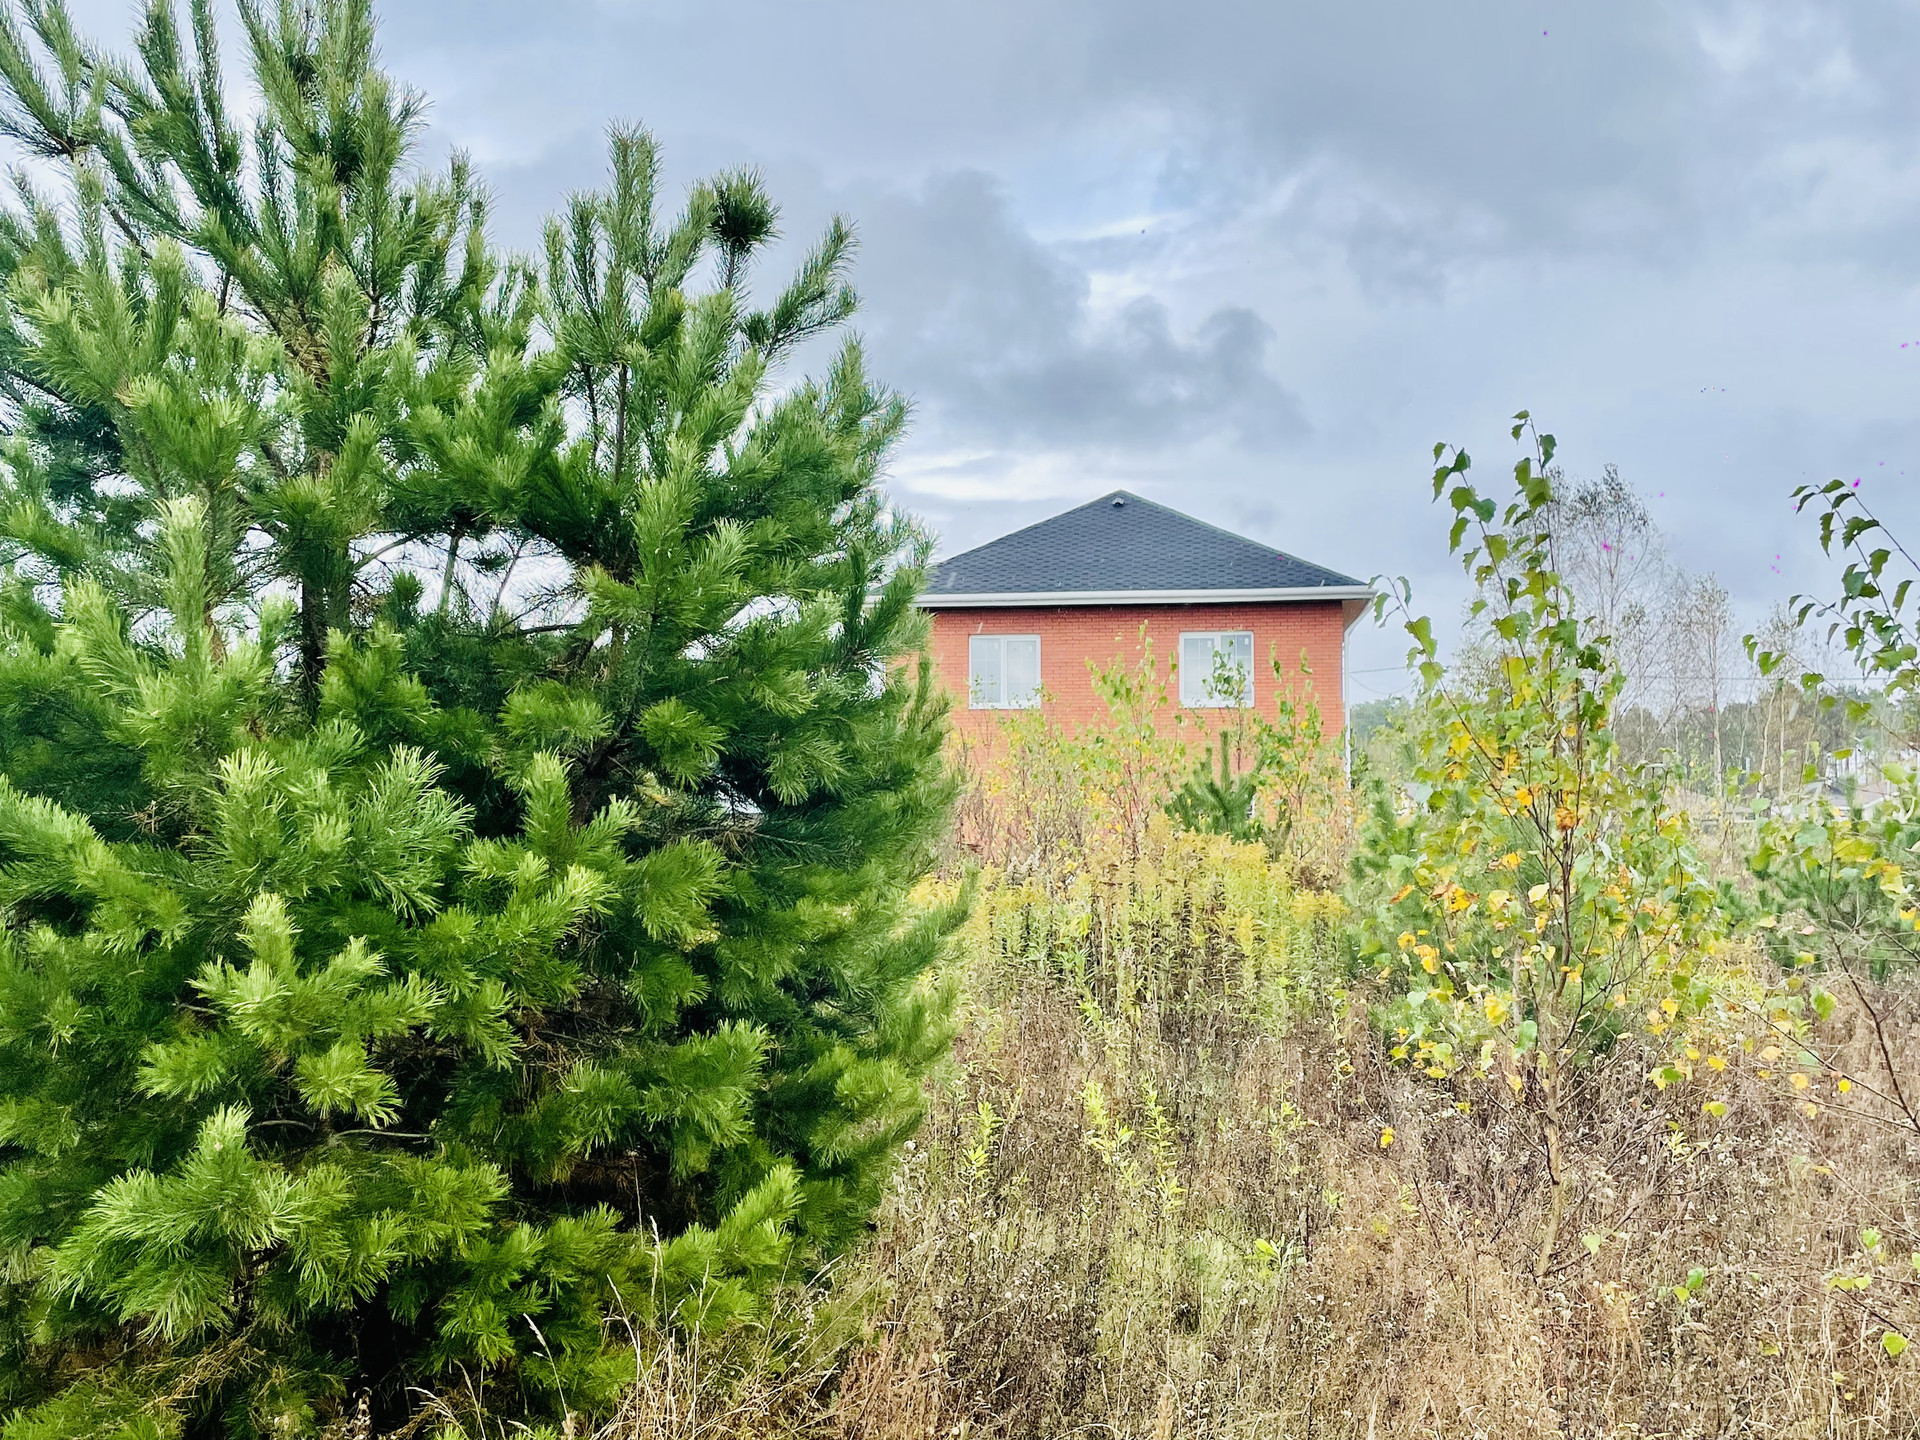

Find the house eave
[[918, 585, 1376, 609]]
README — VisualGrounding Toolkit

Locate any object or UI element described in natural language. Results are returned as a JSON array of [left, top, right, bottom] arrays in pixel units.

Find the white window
[[968, 634, 1041, 709], [1179, 631, 1254, 707]]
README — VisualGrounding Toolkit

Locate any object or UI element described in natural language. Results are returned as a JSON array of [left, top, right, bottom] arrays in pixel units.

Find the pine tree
[[0, 2, 960, 1434]]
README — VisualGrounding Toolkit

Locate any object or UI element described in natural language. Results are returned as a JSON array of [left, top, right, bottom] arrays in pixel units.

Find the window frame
[[1178, 630, 1256, 708], [967, 633, 1043, 710]]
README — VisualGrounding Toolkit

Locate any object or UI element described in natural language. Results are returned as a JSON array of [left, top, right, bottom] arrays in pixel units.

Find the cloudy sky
[[69, 0, 1920, 691]]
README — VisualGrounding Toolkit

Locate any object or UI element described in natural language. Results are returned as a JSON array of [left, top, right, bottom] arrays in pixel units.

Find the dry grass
[[815, 866, 1920, 1440], [569, 833, 1920, 1440]]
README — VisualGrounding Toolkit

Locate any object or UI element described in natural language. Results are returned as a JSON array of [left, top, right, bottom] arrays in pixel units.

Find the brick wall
[[926, 601, 1354, 741]]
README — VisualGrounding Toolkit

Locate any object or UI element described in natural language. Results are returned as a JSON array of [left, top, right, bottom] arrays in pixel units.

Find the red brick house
[[921, 491, 1371, 738]]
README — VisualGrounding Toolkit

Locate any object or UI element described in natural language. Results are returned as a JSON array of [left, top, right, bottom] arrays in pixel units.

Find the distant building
[[920, 491, 1371, 737]]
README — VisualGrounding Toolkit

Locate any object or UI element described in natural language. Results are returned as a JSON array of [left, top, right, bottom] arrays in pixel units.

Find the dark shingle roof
[[922, 491, 1365, 601]]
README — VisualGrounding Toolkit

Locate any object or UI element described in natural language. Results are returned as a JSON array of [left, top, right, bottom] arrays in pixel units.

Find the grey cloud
[[334, 0, 1920, 293], [1087, 1, 1920, 276], [385, 2, 1918, 260], [851, 172, 1305, 450]]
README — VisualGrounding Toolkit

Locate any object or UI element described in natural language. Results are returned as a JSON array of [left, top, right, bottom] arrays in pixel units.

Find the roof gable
[[923, 490, 1364, 602]]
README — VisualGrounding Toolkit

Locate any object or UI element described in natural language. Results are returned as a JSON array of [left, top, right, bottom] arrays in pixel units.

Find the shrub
[[1358, 416, 1732, 1273]]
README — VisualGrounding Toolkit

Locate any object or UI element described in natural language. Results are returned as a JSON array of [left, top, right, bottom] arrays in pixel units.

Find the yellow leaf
[[1528, 883, 1550, 905]]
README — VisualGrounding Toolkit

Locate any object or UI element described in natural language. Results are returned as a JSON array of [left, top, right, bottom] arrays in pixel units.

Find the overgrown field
[[835, 853, 1920, 1439], [568, 649, 1920, 1440]]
